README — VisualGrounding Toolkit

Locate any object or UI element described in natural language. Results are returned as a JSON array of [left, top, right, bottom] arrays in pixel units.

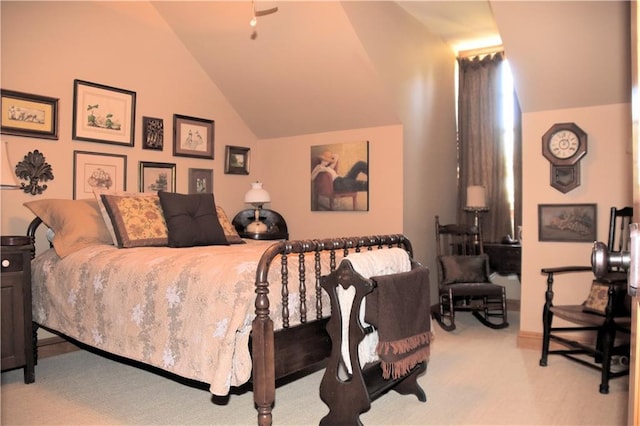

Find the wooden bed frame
[[27, 216, 413, 425]]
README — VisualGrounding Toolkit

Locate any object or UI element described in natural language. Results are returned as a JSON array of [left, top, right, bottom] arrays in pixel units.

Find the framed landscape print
[[139, 161, 176, 193], [173, 114, 214, 159], [142, 116, 164, 150], [188, 168, 213, 194], [1, 89, 59, 139], [72, 79, 136, 146], [73, 150, 127, 199], [224, 145, 249, 175], [538, 203, 597, 242]]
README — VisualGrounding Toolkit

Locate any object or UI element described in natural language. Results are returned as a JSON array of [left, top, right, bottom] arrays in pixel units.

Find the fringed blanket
[[340, 248, 413, 372], [366, 266, 432, 380]]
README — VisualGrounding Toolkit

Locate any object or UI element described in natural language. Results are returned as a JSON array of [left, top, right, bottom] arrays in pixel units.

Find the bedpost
[[253, 241, 287, 426]]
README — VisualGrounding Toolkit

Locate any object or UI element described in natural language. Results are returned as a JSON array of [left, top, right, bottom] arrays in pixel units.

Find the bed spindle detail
[[315, 251, 323, 319], [298, 252, 307, 323], [280, 253, 290, 328]]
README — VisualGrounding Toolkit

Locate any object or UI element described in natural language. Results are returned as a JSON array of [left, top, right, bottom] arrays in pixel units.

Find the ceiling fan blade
[[255, 6, 278, 17]]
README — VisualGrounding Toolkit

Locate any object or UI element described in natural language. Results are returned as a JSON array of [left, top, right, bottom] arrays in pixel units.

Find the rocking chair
[[431, 215, 509, 331]]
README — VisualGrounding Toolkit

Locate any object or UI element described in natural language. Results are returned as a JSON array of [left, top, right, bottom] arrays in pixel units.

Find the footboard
[[251, 234, 412, 426]]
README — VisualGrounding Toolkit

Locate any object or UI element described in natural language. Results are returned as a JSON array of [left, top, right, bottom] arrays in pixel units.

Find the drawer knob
[[2, 259, 9, 268]]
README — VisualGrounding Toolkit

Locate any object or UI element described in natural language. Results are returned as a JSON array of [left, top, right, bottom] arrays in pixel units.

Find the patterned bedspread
[[31, 240, 333, 395]]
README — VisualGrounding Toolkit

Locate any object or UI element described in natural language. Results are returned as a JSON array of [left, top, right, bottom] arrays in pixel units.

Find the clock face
[[548, 130, 580, 159]]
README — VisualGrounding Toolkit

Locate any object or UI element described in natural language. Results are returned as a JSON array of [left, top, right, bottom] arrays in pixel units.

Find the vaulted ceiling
[[150, 1, 631, 139]]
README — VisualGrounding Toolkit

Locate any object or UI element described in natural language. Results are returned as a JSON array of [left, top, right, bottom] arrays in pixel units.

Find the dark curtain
[[513, 91, 522, 241], [457, 52, 521, 243]]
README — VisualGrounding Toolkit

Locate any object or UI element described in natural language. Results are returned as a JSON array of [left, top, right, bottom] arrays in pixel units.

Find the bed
[[23, 194, 413, 425]]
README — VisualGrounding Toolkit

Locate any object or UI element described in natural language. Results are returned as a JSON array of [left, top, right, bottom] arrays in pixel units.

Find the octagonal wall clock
[[541, 122, 588, 193]]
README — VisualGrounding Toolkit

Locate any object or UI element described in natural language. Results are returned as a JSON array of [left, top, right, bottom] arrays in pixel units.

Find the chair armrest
[[541, 266, 592, 275], [541, 266, 593, 308]]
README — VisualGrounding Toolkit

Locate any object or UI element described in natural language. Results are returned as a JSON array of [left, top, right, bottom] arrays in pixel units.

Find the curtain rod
[[457, 45, 504, 59]]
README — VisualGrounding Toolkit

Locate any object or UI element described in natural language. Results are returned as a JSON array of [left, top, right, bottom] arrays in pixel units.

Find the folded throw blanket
[[366, 265, 432, 380], [337, 248, 413, 373]]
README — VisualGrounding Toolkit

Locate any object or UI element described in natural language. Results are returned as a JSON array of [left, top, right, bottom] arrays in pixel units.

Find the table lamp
[[464, 185, 489, 228], [244, 181, 271, 234]]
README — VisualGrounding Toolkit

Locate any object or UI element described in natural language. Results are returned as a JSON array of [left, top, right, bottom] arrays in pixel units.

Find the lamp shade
[[1, 141, 19, 190], [466, 185, 486, 209], [244, 181, 271, 205]]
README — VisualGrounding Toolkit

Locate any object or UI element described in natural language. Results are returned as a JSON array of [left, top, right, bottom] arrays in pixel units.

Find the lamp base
[[246, 220, 268, 234]]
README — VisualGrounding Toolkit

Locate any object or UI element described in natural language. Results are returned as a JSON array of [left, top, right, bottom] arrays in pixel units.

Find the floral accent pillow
[[100, 193, 168, 247], [216, 206, 245, 244]]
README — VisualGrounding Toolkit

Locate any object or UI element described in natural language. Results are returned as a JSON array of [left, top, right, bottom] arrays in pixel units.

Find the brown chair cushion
[[438, 254, 489, 284]]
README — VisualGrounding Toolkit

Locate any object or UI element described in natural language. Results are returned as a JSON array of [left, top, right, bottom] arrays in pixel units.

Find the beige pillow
[[100, 193, 168, 248], [216, 206, 245, 244], [23, 198, 113, 258]]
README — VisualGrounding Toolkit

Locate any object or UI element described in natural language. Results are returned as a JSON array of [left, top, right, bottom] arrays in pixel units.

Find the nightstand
[[232, 208, 289, 240], [1, 235, 35, 383]]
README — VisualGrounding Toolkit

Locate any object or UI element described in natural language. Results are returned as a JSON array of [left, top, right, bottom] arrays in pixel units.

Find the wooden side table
[[232, 208, 289, 240], [1, 235, 35, 383]]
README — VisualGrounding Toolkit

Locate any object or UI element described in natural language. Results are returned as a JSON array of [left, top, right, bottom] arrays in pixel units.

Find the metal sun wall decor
[[15, 149, 53, 195]]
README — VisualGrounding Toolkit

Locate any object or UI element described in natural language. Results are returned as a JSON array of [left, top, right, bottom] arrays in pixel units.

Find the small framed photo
[[142, 116, 164, 150], [139, 161, 176, 193], [224, 145, 250, 175], [538, 203, 597, 242], [188, 168, 213, 194], [73, 150, 127, 200], [1, 89, 59, 139], [72, 79, 136, 146], [173, 114, 214, 159]]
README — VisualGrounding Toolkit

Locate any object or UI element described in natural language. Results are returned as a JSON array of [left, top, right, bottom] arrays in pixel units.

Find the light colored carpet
[[1, 312, 628, 425]]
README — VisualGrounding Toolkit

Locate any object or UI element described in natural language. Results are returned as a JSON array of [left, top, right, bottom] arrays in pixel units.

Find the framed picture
[[188, 168, 213, 194], [73, 150, 127, 200], [72, 79, 136, 146], [139, 161, 176, 193], [310, 141, 369, 211], [173, 114, 214, 159], [224, 145, 250, 175], [538, 203, 597, 242], [1, 89, 59, 139], [142, 116, 164, 150]]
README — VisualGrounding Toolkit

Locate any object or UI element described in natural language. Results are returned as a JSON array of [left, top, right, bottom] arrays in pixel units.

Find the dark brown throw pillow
[[438, 254, 489, 284], [158, 191, 228, 248]]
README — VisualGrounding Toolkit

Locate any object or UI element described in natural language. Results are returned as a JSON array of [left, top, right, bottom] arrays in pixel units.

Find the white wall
[[260, 125, 403, 240], [520, 103, 633, 334], [341, 1, 458, 276]]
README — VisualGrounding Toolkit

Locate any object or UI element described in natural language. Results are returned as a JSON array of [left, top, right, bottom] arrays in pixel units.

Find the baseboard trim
[[517, 330, 595, 352], [37, 336, 80, 359], [517, 330, 542, 350]]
